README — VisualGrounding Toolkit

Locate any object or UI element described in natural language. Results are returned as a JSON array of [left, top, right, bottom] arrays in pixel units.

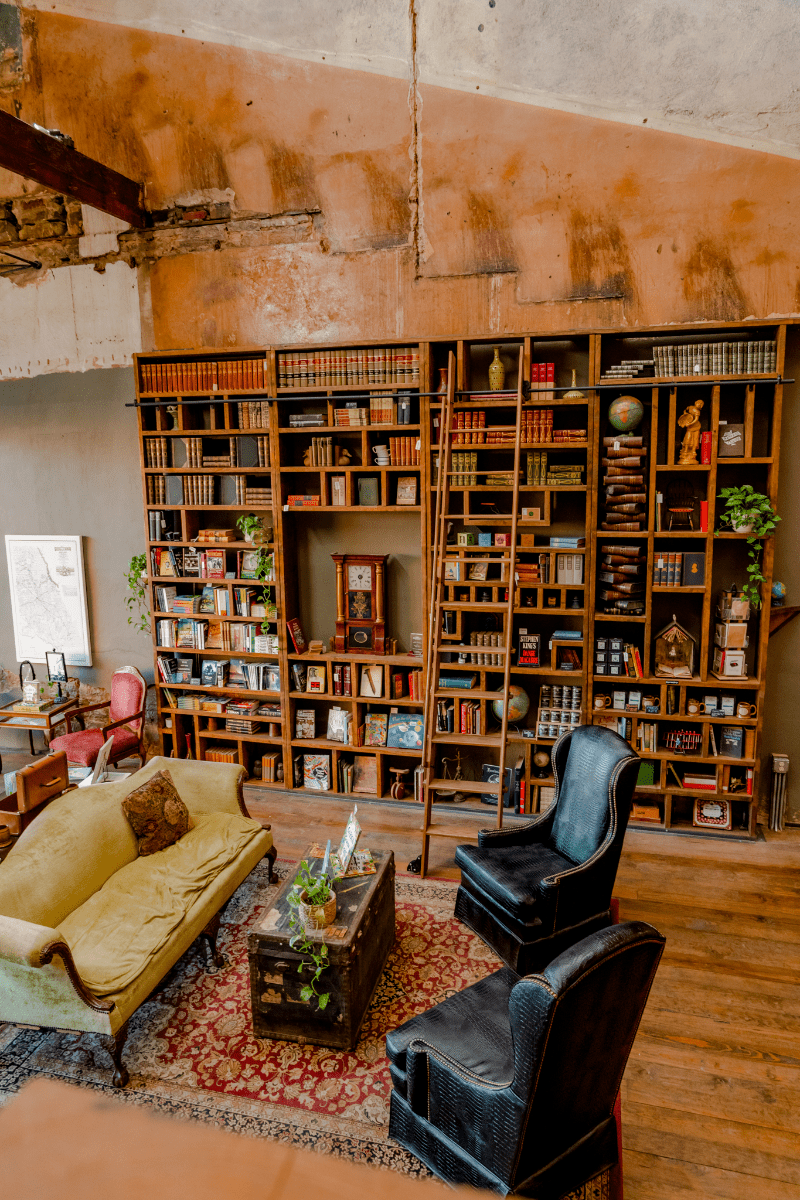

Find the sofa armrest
[[0, 914, 114, 1015]]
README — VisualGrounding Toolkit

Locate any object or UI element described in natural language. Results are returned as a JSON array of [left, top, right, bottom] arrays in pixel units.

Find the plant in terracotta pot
[[716, 485, 780, 609], [287, 859, 335, 1008]]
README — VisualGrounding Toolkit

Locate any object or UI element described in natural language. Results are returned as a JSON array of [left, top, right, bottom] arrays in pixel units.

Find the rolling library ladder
[[419, 351, 525, 876]]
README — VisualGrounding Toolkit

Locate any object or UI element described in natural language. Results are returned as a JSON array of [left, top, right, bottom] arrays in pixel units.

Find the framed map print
[[5, 535, 92, 665]]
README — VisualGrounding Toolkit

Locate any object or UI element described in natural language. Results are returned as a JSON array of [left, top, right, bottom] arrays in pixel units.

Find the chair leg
[[102, 1022, 129, 1088], [200, 912, 226, 969]]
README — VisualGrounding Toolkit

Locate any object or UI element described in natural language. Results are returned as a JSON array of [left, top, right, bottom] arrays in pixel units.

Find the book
[[286, 617, 307, 653], [386, 713, 424, 749], [326, 707, 350, 743], [720, 726, 744, 759], [306, 664, 327, 693], [295, 709, 315, 739], [303, 753, 330, 791], [438, 673, 478, 689], [352, 755, 378, 794], [364, 713, 388, 746]]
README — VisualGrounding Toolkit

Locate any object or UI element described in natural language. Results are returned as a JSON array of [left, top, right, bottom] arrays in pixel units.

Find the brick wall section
[[0, 193, 83, 243]]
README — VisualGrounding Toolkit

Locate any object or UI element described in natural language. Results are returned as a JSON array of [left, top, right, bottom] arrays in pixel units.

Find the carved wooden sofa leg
[[103, 1022, 130, 1089], [200, 911, 226, 969], [266, 844, 277, 884]]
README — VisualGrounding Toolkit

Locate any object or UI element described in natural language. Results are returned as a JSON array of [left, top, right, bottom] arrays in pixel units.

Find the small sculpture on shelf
[[677, 398, 704, 464], [654, 616, 696, 678]]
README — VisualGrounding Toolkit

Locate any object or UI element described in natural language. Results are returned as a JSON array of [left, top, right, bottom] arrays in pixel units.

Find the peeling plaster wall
[[0, 260, 140, 378]]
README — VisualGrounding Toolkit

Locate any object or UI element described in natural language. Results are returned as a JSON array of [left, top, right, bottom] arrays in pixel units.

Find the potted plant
[[124, 553, 150, 635], [716, 485, 780, 609], [237, 513, 269, 544], [287, 859, 335, 1009]]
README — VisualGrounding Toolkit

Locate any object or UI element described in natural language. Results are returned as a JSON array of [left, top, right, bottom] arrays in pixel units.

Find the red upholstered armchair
[[49, 667, 148, 769]]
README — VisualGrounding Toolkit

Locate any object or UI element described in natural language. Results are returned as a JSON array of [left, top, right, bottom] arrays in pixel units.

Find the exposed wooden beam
[[0, 109, 148, 228]]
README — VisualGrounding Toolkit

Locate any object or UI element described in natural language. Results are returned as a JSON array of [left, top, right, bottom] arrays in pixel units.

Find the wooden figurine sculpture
[[390, 768, 410, 799], [336, 447, 353, 466], [677, 398, 704, 464]]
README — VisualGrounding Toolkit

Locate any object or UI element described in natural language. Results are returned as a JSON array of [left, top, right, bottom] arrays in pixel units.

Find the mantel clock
[[332, 554, 387, 654]]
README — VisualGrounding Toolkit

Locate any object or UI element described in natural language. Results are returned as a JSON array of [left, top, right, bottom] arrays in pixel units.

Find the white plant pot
[[731, 514, 756, 534]]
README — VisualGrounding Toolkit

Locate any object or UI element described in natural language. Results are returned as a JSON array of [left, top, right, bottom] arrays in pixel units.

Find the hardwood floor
[[247, 785, 800, 1200], [2, 747, 797, 1198]]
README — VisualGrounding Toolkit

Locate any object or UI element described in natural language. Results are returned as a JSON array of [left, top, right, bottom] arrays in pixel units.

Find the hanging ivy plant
[[716, 485, 780, 609], [124, 553, 150, 635]]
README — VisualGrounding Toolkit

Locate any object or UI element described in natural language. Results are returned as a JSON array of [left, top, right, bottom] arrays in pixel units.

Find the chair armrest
[[102, 709, 145, 735], [63, 699, 109, 734], [406, 1038, 522, 1179], [477, 805, 556, 849]]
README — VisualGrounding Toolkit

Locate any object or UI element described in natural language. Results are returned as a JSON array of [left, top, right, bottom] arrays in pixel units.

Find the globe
[[772, 580, 786, 606], [492, 685, 530, 724], [608, 394, 644, 432]]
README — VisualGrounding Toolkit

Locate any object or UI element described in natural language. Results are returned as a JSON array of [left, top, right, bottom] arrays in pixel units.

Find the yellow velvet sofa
[[0, 756, 275, 1087]]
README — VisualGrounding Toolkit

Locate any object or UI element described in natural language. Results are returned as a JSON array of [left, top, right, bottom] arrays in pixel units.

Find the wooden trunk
[[248, 848, 395, 1050]]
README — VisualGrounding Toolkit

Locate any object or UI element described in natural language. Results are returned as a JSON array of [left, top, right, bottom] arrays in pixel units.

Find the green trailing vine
[[716, 485, 780, 610], [124, 553, 150, 635], [287, 859, 332, 1009]]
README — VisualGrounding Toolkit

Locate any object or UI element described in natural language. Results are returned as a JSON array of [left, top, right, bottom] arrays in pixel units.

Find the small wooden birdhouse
[[654, 615, 696, 678]]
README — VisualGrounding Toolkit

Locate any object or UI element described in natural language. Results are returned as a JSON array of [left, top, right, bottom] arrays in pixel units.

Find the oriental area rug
[[0, 862, 610, 1200]]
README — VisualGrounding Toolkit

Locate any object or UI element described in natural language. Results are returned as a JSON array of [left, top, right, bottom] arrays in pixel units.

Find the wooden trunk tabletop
[[252, 846, 394, 952]]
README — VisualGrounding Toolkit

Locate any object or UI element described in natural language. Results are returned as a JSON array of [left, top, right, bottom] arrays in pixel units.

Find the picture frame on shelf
[[396, 477, 418, 505], [693, 798, 732, 830], [306, 664, 327, 694]]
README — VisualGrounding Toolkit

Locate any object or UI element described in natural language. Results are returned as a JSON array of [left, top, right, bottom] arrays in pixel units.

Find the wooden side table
[[0, 697, 78, 756]]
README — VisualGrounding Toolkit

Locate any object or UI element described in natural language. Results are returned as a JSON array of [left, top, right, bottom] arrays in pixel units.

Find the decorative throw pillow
[[121, 769, 194, 856]]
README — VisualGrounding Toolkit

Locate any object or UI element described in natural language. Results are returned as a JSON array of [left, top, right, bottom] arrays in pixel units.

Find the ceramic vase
[[488, 347, 505, 391], [437, 367, 449, 394]]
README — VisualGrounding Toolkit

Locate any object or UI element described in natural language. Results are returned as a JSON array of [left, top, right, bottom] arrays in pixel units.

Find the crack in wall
[[408, 0, 423, 278]]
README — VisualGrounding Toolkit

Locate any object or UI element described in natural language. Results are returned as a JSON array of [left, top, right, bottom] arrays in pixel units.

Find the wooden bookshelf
[[133, 322, 786, 836]]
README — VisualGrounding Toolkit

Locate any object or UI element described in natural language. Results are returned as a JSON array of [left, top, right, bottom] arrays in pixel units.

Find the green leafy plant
[[124, 553, 150, 635], [236, 513, 266, 543], [716, 485, 780, 609], [287, 859, 332, 1009]]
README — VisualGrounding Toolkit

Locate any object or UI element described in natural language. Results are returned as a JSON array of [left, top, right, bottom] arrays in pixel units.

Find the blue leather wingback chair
[[455, 725, 639, 974], [387, 920, 665, 1197]]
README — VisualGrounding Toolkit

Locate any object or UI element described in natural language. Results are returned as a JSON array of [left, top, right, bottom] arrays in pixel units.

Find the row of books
[[522, 408, 555, 441], [156, 618, 278, 653], [257, 752, 282, 782], [451, 410, 486, 444], [236, 401, 270, 429], [546, 463, 583, 487], [435, 698, 482, 734], [146, 435, 271, 470], [146, 475, 167, 504], [653, 552, 706, 587], [450, 451, 478, 486], [530, 363, 556, 401], [386, 437, 420, 465], [140, 359, 267, 393], [653, 340, 777, 378], [277, 347, 420, 387], [151, 547, 273, 580]]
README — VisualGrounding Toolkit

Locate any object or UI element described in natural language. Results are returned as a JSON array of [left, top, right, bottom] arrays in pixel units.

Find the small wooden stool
[[389, 768, 410, 799]]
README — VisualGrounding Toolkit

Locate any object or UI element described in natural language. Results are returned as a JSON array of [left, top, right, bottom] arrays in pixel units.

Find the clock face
[[348, 563, 372, 591]]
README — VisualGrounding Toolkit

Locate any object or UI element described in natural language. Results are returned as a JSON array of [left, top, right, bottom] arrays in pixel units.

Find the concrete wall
[[0, 366, 150, 748]]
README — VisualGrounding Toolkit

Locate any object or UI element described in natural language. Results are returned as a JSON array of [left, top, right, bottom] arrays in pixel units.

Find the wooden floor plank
[[622, 1101, 800, 1186], [623, 1149, 800, 1200]]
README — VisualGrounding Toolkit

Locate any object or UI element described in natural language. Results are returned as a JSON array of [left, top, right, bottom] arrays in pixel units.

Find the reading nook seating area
[[2, 7, 800, 1199]]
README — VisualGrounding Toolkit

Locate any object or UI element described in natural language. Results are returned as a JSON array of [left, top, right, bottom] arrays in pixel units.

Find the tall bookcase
[[134, 320, 787, 840]]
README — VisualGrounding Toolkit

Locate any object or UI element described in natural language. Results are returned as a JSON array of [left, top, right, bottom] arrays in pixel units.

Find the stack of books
[[601, 435, 647, 532], [598, 543, 645, 614]]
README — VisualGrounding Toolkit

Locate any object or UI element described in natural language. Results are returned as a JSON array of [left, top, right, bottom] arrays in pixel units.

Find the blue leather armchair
[[455, 725, 639, 974], [388, 920, 665, 1197]]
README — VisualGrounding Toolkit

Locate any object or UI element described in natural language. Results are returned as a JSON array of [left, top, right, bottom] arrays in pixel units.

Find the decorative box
[[718, 423, 744, 457], [457, 531, 476, 546], [712, 647, 747, 677], [693, 798, 731, 830], [494, 533, 511, 546], [714, 622, 748, 649], [478, 532, 493, 546]]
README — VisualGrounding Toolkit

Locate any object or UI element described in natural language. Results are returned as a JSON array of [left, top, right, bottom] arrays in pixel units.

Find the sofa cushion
[[58, 810, 262, 995], [122, 769, 193, 856]]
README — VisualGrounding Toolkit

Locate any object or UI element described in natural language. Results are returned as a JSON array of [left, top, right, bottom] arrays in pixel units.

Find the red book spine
[[699, 500, 709, 533], [700, 431, 712, 464]]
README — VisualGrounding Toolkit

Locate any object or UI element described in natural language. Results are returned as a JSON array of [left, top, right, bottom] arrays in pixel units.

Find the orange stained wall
[[7, 10, 800, 347]]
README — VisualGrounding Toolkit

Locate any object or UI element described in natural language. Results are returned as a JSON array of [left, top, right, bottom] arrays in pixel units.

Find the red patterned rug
[[0, 859, 611, 1198]]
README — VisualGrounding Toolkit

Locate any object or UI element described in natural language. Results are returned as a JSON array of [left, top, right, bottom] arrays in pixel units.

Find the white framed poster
[[5, 535, 92, 665]]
